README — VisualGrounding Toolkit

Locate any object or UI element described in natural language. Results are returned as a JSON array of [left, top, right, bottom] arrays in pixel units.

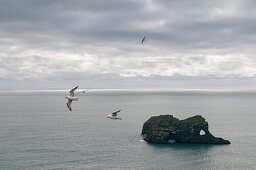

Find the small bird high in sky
[[141, 36, 145, 44]]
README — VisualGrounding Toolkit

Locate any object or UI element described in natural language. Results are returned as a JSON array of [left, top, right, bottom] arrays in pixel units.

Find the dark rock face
[[142, 115, 230, 144]]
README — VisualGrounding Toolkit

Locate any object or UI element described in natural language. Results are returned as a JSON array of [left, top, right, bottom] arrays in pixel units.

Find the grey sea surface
[[0, 90, 256, 170]]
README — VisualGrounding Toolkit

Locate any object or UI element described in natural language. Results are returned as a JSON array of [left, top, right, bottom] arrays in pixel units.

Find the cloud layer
[[0, 0, 256, 89]]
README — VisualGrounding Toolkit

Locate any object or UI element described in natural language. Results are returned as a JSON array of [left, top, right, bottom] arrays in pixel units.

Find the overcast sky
[[0, 0, 256, 90]]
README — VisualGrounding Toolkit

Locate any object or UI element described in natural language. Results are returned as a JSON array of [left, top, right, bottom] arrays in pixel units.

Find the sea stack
[[141, 115, 230, 144]]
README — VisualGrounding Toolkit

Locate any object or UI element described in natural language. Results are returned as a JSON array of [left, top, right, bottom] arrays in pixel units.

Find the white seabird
[[107, 110, 122, 120], [65, 86, 78, 111]]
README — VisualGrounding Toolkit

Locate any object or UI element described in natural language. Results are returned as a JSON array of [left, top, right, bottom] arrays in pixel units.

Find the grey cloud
[[0, 0, 256, 89]]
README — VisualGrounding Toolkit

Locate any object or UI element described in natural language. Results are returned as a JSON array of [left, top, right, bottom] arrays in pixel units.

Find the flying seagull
[[107, 110, 122, 120], [65, 86, 78, 111], [141, 36, 145, 44]]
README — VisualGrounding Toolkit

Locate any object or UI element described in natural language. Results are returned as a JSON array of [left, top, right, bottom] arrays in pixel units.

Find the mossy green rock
[[142, 115, 230, 144]]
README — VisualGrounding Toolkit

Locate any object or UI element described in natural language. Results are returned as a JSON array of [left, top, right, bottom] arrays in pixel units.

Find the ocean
[[0, 90, 255, 169]]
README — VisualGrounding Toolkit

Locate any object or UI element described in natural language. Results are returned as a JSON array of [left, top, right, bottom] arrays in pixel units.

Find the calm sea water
[[0, 90, 256, 170]]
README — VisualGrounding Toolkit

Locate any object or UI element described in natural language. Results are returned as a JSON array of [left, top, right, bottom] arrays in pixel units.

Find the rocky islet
[[142, 115, 230, 144]]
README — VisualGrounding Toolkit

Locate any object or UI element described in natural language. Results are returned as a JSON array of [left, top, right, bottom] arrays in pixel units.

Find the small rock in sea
[[141, 115, 230, 144]]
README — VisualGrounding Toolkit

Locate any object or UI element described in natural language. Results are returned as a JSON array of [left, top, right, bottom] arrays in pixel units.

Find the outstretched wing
[[76, 89, 89, 95], [70, 86, 78, 96], [67, 100, 72, 111], [112, 110, 121, 116]]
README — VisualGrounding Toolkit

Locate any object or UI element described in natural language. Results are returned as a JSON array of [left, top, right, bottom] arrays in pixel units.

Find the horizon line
[[1, 88, 256, 93]]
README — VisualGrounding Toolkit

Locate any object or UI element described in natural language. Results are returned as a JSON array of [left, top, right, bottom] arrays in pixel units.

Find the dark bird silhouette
[[111, 110, 121, 116], [141, 36, 145, 44]]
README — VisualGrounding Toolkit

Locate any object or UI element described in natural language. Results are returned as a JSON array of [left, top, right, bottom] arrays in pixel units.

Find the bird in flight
[[65, 86, 78, 111], [142, 36, 145, 44], [107, 110, 122, 120]]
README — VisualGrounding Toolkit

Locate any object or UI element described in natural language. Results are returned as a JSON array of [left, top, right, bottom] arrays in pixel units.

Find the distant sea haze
[[0, 90, 255, 169]]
